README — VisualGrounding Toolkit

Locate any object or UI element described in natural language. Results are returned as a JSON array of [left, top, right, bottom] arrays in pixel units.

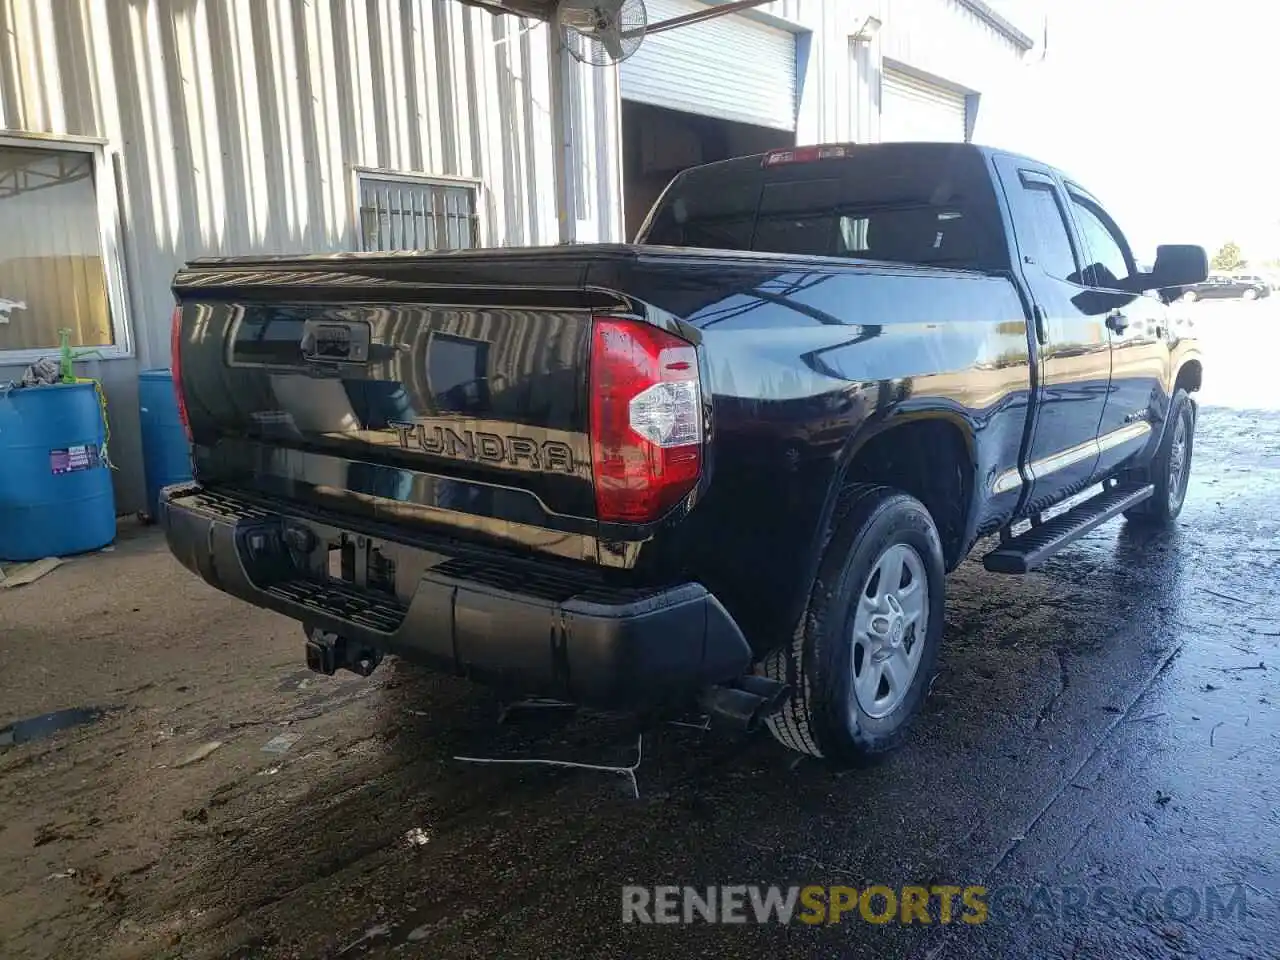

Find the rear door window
[[1013, 179, 1080, 283]]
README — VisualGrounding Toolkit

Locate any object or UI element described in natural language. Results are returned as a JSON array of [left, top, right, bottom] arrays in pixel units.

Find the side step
[[983, 483, 1155, 574]]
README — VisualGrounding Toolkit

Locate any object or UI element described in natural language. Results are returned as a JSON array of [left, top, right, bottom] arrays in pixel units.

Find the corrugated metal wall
[[560, 31, 625, 245], [766, 0, 864, 144], [764, 0, 1028, 146], [880, 0, 1026, 94], [0, 0, 628, 365], [0, 0, 1020, 515], [0, 0, 622, 512]]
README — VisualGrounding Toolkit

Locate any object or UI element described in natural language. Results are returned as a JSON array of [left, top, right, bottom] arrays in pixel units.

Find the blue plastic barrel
[[138, 368, 192, 520], [0, 381, 117, 561]]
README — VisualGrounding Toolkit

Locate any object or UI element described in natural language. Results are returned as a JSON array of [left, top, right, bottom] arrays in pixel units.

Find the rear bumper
[[160, 485, 752, 709]]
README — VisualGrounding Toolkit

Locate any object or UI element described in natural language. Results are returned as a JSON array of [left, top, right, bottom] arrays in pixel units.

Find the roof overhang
[[956, 0, 1035, 51]]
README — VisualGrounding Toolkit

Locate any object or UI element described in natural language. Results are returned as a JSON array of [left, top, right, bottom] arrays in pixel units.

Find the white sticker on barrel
[[50, 444, 101, 475]]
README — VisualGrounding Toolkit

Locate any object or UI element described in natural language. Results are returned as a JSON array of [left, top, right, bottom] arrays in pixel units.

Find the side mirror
[[1142, 244, 1208, 291]]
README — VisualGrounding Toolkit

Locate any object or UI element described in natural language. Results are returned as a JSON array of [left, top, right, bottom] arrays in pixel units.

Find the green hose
[[57, 329, 115, 469]]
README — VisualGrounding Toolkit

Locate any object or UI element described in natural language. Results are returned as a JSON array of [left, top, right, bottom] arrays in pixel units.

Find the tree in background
[[1210, 241, 1247, 272]]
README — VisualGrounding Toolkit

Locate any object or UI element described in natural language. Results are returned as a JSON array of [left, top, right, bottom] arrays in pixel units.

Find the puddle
[[0, 707, 107, 747]]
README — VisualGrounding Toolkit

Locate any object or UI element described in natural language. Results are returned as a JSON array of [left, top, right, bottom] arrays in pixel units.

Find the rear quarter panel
[[598, 254, 1033, 652]]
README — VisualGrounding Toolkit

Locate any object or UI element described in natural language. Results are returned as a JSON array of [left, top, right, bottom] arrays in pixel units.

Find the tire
[[1242, 288, 1258, 301], [1124, 389, 1195, 526], [1181, 290, 1198, 302], [764, 484, 946, 765]]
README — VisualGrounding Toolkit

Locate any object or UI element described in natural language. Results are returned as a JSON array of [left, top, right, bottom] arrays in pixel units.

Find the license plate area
[[328, 537, 355, 582], [326, 533, 397, 597], [228, 500, 442, 601]]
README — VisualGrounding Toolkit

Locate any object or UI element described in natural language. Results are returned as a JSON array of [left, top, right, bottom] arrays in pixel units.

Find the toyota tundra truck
[[163, 142, 1207, 765]]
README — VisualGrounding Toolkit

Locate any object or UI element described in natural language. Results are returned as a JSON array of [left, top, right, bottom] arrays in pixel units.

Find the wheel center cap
[[889, 617, 905, 648]]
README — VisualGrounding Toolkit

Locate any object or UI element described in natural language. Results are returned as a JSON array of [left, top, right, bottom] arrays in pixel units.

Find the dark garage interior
[[621, 101, 794, 239]]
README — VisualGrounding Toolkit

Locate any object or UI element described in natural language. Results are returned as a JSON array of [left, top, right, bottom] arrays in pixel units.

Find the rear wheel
[[1124, 389, 1195, 526], [1181, 290, 1198, 302], [764, 485, 946, 765], [1243, 288, 1259, 301]]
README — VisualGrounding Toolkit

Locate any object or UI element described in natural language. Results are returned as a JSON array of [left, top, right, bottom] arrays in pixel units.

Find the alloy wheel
[[850, 543, 929, 719]]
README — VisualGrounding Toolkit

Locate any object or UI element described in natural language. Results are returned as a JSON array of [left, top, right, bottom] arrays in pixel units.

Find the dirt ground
[[1, 301, 1277, 959]]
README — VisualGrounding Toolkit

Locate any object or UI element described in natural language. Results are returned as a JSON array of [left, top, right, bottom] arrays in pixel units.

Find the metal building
[[0, 0, 1033, 515]]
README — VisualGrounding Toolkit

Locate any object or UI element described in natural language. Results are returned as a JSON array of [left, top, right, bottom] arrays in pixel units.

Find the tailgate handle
[[301, 320, 371, 363]]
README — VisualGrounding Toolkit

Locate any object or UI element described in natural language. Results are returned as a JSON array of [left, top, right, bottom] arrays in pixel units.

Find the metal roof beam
[[456, 0, 780, 33], [646, 0, 779, 35]]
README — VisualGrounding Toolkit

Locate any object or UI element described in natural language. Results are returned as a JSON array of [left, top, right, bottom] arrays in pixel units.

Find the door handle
[[1105, 311, 1129, 333], [300, 319, 371, 362]]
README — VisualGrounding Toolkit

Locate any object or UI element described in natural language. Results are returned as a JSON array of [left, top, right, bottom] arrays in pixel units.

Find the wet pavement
[[1, 301, 1278, 959]]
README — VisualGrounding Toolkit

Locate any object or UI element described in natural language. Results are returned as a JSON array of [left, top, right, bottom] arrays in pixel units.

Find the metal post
[[548, 11, 574, 244]]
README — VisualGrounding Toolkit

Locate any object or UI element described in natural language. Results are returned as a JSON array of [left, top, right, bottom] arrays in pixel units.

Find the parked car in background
[[1181, 275, 1270, 301], [1232, 274, 1279, 293]]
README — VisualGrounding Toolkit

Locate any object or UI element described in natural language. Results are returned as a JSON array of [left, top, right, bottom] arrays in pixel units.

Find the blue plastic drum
[[0, 381, 116, 561], [138, 368, 192, 520]]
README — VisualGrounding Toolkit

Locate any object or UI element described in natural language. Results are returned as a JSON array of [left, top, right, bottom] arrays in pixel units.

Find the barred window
[[357, 172, 479, 252]]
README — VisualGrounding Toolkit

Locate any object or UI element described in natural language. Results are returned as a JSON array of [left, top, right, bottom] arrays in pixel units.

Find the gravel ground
[[1, 300, 1277, 960]]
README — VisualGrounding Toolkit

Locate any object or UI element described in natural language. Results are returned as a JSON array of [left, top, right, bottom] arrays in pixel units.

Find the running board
[[983, 483, 1155, 574]]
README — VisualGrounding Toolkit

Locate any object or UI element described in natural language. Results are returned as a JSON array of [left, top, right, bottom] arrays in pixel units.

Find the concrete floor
[[1, 301, 1277, 960]]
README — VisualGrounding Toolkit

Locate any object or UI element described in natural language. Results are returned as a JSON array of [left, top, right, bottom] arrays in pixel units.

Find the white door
[[620, 0, 797, 131], [880, 68, 967, 142]]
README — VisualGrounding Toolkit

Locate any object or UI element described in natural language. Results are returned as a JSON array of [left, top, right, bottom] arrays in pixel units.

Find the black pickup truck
[[164, 143, 1207, 765]]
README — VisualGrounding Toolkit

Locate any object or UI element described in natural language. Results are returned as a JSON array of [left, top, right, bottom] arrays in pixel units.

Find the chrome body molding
[[993, 421, 1153, 495]]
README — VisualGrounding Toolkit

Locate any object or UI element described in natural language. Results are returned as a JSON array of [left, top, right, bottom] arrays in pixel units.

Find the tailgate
[[172, 248, 703, 566]]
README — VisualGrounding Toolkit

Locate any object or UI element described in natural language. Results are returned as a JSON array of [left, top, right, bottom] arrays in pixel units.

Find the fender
[[778, 405, 981, 647]]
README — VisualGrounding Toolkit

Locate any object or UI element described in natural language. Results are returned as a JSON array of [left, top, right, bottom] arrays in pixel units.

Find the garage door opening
[[880, 67, 969, 143], [622, 101, 793, 240]]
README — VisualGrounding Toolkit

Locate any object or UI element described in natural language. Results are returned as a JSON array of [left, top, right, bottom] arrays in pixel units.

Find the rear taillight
[[170, 305, 192, 441], [589, 317, 703, 524]]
